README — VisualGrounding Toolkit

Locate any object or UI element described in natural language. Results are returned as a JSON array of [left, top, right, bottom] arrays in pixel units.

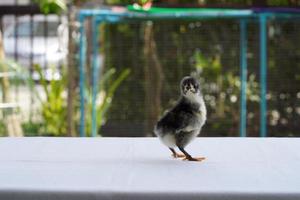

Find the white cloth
[[0, 137, 299, 200]]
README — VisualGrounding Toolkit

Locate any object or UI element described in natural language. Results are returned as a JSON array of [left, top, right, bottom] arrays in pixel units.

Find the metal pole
[[78, 14, 86, 137], [239, 19, 247, 137], [91, 18, 101, 137], [259, 15, 267, 137]]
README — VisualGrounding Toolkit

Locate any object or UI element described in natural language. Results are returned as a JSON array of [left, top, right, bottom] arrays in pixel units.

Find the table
[[0, 137, 299, 200]]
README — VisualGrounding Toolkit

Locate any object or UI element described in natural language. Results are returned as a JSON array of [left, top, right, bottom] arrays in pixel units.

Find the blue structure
[[259, 14, 268, 138], [77, 7, 300, 137], [239, 19, 247, 137]]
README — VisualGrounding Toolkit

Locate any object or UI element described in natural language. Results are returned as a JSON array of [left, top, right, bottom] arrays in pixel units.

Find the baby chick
[[154, 76, 206, 161]]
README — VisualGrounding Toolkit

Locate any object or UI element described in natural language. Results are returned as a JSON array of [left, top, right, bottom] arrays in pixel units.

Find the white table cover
[[0, 137, 299, 200]]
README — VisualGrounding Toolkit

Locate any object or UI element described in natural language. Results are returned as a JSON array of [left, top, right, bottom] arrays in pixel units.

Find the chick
[[154, 76, 206, 161]]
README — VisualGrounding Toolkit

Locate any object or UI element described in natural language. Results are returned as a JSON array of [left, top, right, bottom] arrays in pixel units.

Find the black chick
[[154, 76, 207, 161]]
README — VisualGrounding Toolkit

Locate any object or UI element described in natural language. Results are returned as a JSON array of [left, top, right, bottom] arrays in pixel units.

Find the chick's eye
[[183, 85, 188, 91]]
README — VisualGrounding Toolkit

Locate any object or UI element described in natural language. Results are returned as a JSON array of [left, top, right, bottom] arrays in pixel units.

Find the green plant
[[32, 64, 130, 136], [85, 68, 131, 135], [0, 120, 6, 136], [22, 122, 43, 136], [33, 65, 67, 136]]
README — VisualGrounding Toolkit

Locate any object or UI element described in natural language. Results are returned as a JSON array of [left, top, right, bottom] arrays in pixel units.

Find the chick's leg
[[169, 148, 185, 158], [178, 147, 205, 162]]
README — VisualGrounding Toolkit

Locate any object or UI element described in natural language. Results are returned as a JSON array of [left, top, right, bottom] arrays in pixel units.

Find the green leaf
[[34, 0, 66, 14], [97, 68, 130, 128]]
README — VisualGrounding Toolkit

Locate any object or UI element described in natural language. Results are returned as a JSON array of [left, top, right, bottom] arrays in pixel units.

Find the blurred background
[[0, 0, 300, 137]]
